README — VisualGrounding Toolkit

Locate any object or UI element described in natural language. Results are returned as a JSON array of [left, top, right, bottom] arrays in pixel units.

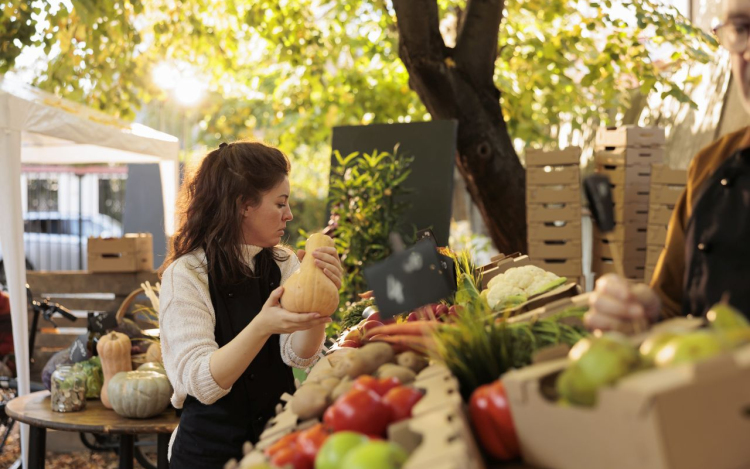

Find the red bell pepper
[[469, 380, 520, 461], [352, 375, 402, 396], [323, 388, 393, 436], [264, 430, 301, 458], [269, 444, 313, 469], [296, 423, 330, 462], [382, 386, 424, 422]]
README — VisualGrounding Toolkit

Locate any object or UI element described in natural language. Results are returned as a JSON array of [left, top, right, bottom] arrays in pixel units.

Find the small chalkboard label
[[69, 333, 90, 362], [363, 239, 455, 320], [88, 311, 118, 334], [416, 228, 438, 247]]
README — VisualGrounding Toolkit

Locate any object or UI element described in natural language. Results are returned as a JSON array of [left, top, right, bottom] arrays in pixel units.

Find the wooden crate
[[87, 234, 153, 273], [527, 203, 582, 223], [527, 165, 580, 186], [611, 183, 651, 206], [528, 220, 582, 241], [595, 238, 647, 265], [527, 185, 580, 204], [596, 163, 652, 186], [650, 184, 684, 205], [647, 204, 675, 226], [531, 258, 583, 277], [594, 223, 648, 244], [528, 240, 582, 259], [651, 165, 687, 185], [593, 257, 646, 280], [647, 224, 669, 246], [595, 147, 664, 166], [596, 125, 666, 148], [26, 271, 158, 382], [610, 203, 649, 224], [525, 147, 581, 167]]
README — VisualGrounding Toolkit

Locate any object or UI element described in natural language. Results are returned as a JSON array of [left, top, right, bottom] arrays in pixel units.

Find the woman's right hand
[[584, 274, 661, 331], [254, 286, 332, 335]]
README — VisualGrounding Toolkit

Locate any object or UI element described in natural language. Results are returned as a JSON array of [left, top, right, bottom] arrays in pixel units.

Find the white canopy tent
[[0, 74, 179, 465]]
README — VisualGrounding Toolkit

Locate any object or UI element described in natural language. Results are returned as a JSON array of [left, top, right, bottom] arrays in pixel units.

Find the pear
[[639, 332, 682, 367], [568, 337, 594, 362], [654, 331, 728, 368], [556, 363, 597, 407], [707, 302, 750, 331]]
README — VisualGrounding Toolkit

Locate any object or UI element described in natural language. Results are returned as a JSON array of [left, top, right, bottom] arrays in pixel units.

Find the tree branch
[[454, 0, 504, 86], [391, 0, 445, 63]]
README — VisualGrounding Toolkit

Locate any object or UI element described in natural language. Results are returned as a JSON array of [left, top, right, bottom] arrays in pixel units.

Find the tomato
[[352, 375, 401, 396], [366, 311, 382, 322], [469, 380, 520, 461], [297, 423, 330, 462], [339, 340, 361, 348], [265, 430, 301, 458], [323, 388, 393, 436], [343, 329, 362, 345], [269, 444, 313, 469], [434, 304, 449, 318], [382, 386, 424, 422]]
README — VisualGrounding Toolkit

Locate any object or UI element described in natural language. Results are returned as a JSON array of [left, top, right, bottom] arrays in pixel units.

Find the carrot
[[363, 321, 440, 339], [369, 334, 436, 353]]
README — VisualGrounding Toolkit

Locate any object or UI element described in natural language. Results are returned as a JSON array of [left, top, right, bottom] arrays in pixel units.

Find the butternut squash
[[96, 331, 132, 409], [281, 233, 339, 316]]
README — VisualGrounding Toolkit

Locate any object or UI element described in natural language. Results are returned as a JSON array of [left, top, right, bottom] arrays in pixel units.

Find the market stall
[[0, 73, 179, 466]]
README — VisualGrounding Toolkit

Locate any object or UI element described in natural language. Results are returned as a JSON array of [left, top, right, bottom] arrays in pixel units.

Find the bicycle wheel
[[134, 434, 158, 469]]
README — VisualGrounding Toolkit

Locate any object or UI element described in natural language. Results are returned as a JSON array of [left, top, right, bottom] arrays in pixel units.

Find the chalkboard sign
[[363, 239, 456, 320], [70, 333, 90, 362], [88, 312, 118, 334], [330, 121, 458, 246]]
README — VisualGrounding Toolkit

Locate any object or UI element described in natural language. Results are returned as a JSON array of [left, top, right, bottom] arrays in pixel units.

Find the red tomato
[[264, 430, 301, 457], [382, 386, 424, 422], [353, 375, 401, 396], [269, 444, 312, 469], [296, 423, 330, 462], [343, 329, 362, 345], [323, 388, 393, 436], [469, 380, 520, 461]]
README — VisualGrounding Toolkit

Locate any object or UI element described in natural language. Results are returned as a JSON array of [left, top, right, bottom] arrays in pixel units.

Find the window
[[27, 178, 59, 212]]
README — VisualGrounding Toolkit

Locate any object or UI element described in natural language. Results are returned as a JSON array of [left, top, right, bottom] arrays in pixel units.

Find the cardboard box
[[595, 238, 647, 263], [647, 204, 674, 226], [646, 224, 669, 246], [503, 345, 750, 469], [594, 223, 648, 244], [596, 163, 652, 186], [528, 220, 582, 241], [532, 258, 583, 277], [525, 146, 581, 167], [595, 125, 666, 148], [613, 203, 649, 224], [646, 244, 664, 262], [528, 239, 582, 259], [527, 185, 580, 204], [651, 164, 687, 185], [527, 165, 580, 186], [527, 203, 582, 223], [87, 234, 153, 273], [650, 184, 685, 206], [593, 257, 645, 279], [644, 265, 655, 284], [595, 147, 664, 166], [611, 183, 651, 206]]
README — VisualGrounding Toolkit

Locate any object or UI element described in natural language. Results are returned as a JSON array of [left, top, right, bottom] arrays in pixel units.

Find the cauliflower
[[503, 265, 547, 290], [487, 283, 527, 310], [527, 272, 566, 296]]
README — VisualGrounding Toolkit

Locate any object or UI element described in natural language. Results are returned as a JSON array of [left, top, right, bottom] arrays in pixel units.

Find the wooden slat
[[26, 271, 159, 296], [38, 297, 122, 313], [35, 333, 80, 349]]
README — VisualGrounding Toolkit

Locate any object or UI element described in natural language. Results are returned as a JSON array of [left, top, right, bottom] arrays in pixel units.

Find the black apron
[[683, 147, 750, 319], [169, 258, 296, 468]]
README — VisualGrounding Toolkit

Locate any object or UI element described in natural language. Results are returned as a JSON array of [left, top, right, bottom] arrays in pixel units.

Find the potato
[[318, 377, 341, 394], [327, 347, 357, 367], [376, 363, 416, 384], [357, 343, 396, 374], [397, 351, 429, 373], [330, 378, 354, 401], [332, 352, 370, 379], [290, 383, 330, 420]]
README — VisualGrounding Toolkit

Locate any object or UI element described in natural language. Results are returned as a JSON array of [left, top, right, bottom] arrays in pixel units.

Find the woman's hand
[[254, 287, 332, 336], [584, 274, 661, 331], [297, 246, 343, 289]]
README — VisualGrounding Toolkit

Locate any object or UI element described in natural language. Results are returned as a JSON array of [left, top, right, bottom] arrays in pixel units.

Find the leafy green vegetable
[[340, 298, 376, 330], [72, 356, 104, 399]]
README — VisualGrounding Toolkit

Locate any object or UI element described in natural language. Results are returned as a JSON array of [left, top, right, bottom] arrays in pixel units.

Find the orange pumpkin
[[96, 331, 132, 409], [281, 233, 340, 316]]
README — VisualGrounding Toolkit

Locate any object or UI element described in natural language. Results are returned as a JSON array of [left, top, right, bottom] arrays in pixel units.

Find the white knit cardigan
[[159, 244, 323, 410]]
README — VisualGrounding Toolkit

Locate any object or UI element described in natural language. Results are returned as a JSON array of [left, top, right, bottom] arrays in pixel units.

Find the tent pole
[[0, 128, 30, 469]]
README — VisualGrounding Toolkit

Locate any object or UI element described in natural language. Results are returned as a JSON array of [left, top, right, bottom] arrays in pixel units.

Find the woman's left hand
[[297, 247, 343, 289]]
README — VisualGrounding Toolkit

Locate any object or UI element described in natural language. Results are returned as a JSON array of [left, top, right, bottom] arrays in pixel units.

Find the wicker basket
[[117, 288, 161, 369]]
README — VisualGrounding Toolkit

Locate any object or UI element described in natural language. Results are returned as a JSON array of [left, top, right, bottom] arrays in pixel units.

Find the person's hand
[[297, 246, 343, 289], [584, 274, 661, 332], [254, 287, 332, 335]]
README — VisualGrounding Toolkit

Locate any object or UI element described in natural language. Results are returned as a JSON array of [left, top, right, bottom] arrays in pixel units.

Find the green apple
[[340, 441, 408, 469], [707, 302, 749, 331], [556, 363, 598, 407], [315, 431, 369, 469], [639, 332, 681, 367], [654, 331, 728, 368]]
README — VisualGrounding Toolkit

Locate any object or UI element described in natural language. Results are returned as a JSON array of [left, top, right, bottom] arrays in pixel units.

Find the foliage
[[1, 0, 717, 192], [433, 274, 588, 399], [325, 147, 414, 306]]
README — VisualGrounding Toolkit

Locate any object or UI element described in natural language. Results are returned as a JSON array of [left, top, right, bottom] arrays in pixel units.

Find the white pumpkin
[[108, 371, 172, 419]]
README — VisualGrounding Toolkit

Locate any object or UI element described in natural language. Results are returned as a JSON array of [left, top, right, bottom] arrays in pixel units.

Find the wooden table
[[6, 391, 178, 469]]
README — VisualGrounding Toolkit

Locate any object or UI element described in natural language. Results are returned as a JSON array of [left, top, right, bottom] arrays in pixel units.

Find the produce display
[[107, 369, 172, 418], [482, 265, 566, 311], [96, 331, 133, 409], [281, 233, 340, 316]]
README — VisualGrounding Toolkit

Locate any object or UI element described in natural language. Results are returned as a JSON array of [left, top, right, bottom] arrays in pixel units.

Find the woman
[[158, 141, 342, 468], [586, 0, 750, 329]]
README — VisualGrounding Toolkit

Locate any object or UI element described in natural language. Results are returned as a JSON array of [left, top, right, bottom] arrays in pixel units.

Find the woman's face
[[242, 176, 293, 247], [725, 0, 750, 113]]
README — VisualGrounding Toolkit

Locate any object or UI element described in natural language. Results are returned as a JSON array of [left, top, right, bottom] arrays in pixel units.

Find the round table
[[6, 391, 178, 469]]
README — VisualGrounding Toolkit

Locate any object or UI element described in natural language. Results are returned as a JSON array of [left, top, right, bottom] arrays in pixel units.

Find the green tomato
[[315, 431, 369, 469]]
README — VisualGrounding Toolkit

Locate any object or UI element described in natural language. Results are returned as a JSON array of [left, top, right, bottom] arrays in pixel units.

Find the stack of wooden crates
[[525, 147, 583, 282], [593, 126, 666, 282], [644, 165, 687, 283]]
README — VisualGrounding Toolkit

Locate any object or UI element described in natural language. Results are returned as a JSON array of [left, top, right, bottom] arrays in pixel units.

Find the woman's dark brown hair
[[160, 141, 290, 284]]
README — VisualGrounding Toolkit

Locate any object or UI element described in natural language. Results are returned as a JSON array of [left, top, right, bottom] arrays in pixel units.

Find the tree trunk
[[392, 0, 527, 254]]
